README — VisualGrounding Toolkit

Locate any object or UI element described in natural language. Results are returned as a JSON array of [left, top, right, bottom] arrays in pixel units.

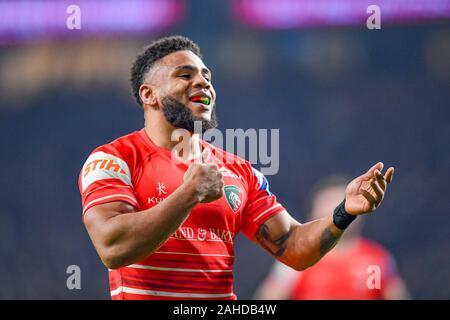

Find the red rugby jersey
[[78, 128, 285, 300]]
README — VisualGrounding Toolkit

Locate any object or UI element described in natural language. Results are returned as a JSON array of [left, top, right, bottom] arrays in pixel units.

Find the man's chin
[[188, 108, 211, 120], [189, 105, 211, 118], [194, 114, 212, 122], [161, 96, 217, 133]]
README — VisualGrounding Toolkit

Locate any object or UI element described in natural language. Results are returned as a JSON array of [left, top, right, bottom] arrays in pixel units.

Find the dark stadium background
[[0, 0, 449, 299]]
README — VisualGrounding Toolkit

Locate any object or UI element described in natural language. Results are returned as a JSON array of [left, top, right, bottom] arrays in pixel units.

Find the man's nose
[[192, 74, 210, 89]]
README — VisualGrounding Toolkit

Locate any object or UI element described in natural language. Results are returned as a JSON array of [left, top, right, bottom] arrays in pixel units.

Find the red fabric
[[79, 129, 284, 299], [290, 238, 400, 300]]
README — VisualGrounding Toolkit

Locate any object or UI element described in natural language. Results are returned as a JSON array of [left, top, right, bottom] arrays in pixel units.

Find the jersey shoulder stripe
[[251, 167, 272, 196], [81, 151, 132, 193]]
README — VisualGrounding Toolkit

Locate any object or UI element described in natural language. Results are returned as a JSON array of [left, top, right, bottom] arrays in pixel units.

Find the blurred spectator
[[254, 175, 410, 300]]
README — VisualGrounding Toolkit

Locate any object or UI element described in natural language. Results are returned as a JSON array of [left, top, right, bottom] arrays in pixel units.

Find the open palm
[[345, 162, 394, 215]]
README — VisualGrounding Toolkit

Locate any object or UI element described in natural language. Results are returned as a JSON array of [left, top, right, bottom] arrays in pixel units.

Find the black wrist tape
[[333, 200, 356, 230]]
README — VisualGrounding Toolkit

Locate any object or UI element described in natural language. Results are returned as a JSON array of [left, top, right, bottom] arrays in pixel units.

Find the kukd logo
[[148, 182, 168, 204]]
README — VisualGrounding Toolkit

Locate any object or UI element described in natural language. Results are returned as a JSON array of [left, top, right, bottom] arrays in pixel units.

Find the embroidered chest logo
[[157, 182, 167, 196], [148, 182, 167, 204], [224, 185, 242, 213]]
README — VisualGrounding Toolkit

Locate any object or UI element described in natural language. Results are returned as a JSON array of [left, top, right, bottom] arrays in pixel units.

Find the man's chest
[[132, 157, 249, 231]]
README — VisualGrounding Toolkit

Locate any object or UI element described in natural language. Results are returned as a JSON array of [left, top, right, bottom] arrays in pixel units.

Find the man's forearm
[[285, 214, 344, 270], [97, 184, 199, 268], [255, 212, 344, 271], [255, 163, 393, 271]]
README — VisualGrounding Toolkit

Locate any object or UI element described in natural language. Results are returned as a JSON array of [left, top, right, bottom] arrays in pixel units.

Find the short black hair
[[130, 35, 202, 107]]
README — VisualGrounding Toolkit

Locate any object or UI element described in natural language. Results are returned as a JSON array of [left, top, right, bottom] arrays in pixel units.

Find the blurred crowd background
[[0, 0, 449, 299]]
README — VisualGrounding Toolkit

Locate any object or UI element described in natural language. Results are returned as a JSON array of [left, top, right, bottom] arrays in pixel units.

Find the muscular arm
[[84, 183, 198, 269], [255, 210, 343, 271], [255, 162, 394, 271], [84, 160, 224, 270]]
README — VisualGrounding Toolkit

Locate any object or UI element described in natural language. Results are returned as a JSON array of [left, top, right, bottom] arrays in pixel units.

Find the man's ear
[[139, 83, 158, 108]]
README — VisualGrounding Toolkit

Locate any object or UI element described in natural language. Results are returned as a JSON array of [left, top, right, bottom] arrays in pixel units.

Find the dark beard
[[161, 97, 218, 133]]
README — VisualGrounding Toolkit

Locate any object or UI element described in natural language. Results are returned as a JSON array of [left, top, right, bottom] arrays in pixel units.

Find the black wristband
[[333, 200, 356, 230]]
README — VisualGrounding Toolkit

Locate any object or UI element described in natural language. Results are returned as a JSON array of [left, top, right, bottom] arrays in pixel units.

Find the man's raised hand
[[344, 162, 394, 215], [183, 147, 224, 203]]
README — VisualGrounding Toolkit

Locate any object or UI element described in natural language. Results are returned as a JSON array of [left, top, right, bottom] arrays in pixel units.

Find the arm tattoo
[[319, 228, 340, 256], [255, 223, 292, 258]]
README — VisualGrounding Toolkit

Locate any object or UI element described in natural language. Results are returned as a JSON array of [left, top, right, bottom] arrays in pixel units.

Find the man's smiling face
[[147, 50, 216, 123]]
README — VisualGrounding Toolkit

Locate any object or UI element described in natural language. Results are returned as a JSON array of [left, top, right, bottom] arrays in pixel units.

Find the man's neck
[[144, 112, 202, 161]]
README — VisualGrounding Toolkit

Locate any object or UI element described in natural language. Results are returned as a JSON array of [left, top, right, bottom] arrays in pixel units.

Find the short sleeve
[[240, 166, 285, 239], [78, 145, 139, 217]]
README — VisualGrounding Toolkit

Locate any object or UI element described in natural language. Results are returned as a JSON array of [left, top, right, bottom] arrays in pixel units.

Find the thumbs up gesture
[[183, 147, 224, 203]]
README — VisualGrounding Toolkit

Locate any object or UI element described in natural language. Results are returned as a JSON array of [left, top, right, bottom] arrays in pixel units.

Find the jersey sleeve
[[240, 165, 285, 239], [78, 144, 139, 217]]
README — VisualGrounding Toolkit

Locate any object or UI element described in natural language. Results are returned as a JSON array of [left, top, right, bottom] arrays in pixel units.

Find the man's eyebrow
[[174, 65, 211, 75]]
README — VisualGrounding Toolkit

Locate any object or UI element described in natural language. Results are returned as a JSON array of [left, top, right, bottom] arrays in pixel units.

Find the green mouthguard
[[200, 97, 210, 105]]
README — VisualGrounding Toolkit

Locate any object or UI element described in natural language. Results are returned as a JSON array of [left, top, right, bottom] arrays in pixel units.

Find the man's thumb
[[202, 147, 212, 163]]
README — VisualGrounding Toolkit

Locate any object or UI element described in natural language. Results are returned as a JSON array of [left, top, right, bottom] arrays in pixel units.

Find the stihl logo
[[81, 151, 132, 193], [83, 159, 126, 178]]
